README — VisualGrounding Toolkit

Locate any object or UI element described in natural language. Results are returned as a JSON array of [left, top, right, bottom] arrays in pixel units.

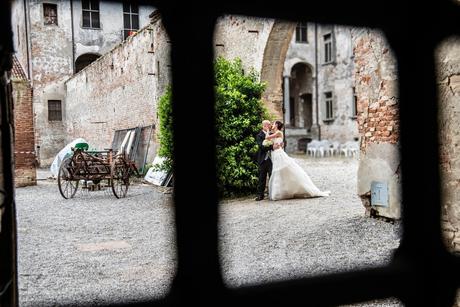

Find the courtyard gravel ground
[[16, 157, 402, 306]]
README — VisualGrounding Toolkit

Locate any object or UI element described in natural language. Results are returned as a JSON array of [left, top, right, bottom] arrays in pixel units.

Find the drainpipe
[[23, 0, 31, 79], [70, 0, 76, 73], [315, 22, 321, 140]]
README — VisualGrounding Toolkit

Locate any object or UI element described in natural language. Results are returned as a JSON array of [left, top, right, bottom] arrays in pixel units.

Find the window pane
[[329, 43, 332, 61], [295, 27, 300, 42], [325, 43, 331, 62], [82, 0, 90, 10], [123, 30, 130, 40], [90, 0, 99, 11], [91, 12, 100, 28], [131, 3, 139, 13], [123, 13, 131, 29], [123, 1, 130, 12], [48, 100, 62, 121], [43, 4, 58, 25], [132, 14, 139, 30], [301, 29, 307, 42], [82, 11, 90, 27]]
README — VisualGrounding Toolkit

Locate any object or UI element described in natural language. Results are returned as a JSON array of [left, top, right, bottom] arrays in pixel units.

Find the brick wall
[[353, 29, 400, 150], [13, 79, 36, 187], [352, 28, 401, 219]]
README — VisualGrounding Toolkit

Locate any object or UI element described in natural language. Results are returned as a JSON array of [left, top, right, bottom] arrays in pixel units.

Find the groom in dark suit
[[255, 120, 277, 201]]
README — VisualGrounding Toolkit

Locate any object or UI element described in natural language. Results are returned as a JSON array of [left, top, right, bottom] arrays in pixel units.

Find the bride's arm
[[265, 131, 282, 139]]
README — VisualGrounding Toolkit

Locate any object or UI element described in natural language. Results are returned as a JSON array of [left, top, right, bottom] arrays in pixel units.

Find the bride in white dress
[[266, 120, 331, 200]]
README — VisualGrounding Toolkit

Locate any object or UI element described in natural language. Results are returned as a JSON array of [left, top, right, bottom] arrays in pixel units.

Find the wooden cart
[[57, 144, 138, 199]]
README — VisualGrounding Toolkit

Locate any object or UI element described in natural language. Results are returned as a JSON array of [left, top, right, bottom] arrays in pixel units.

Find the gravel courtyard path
[[16, 157, 402, 306]]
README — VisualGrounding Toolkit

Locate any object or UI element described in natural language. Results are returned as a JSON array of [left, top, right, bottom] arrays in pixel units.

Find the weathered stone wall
[[352, 28, 401, 219], [12, 79, 36, 187], [283, 23, 358, 152], [29, 0, 73, 165], [64, 20, 170, 164], [214, 15, 274, 79], [72, 1, 153, 60], [214, 16, 286, 120], [318, 25, 358, 143], [437, 37, 460, 255]]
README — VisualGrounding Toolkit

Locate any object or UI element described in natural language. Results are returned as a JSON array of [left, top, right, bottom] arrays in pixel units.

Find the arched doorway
[[74, 53, 101, 73], [289, 62, 313, 129]]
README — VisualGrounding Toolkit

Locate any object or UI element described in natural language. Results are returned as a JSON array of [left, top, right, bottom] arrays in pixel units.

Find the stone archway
[[259, 21, 296, 121], [75, 53, 101, 73]]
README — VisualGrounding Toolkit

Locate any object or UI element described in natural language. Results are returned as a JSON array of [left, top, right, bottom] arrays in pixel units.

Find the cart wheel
[[111, 161, 129, 198], [58, 157, 79, 199]]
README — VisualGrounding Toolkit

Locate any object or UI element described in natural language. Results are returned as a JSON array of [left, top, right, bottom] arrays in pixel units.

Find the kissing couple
[[255, 120, 330, 201]]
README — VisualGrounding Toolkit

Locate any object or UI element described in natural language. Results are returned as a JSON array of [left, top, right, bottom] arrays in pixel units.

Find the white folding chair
[[307, 140, 319, 157]]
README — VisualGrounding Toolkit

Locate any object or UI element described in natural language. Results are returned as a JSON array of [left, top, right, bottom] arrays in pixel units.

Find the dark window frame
[[295, 22, 308, 43], [47, 100, 62, 121], [323, 32, 333, 63], [324, 91, 334, 121], [43, 3, 58, 26], [352, 87, 358, 119], [82, 0, 100, 29], [123, 1, 140, 40]]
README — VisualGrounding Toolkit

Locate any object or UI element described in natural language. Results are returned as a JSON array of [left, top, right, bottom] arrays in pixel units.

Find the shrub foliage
[[157, 57, 270, 196]]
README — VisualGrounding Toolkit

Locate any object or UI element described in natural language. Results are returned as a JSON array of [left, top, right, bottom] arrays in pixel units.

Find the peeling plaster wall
[[64, 20, 170, 164], [11, 0, 30, 78], [352, 28, 401, 219], [353, 25, 460, 258], [318, 25, 357, 143], [437, 36, 460, 255], [29, 0, 73, 165], [72, 1, 153, 59]]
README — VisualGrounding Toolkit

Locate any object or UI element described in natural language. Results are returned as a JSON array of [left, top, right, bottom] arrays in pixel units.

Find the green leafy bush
[[157, 57, 271, 196], [156, 86, 173, 172]]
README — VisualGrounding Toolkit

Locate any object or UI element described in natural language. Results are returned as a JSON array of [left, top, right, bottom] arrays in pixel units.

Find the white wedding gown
[[269, 136, 331, 200]]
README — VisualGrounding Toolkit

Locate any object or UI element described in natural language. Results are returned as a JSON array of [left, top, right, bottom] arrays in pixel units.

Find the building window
[[123, 1, 139, 40], [48, 100, 62, 121], [82, 0, 100, 28], [295, 22, 308, 43], [352, 87, 358, 118], [43, 3, 58, 26], [324, 33, 333, 63], [324, 92, 334, 121]]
